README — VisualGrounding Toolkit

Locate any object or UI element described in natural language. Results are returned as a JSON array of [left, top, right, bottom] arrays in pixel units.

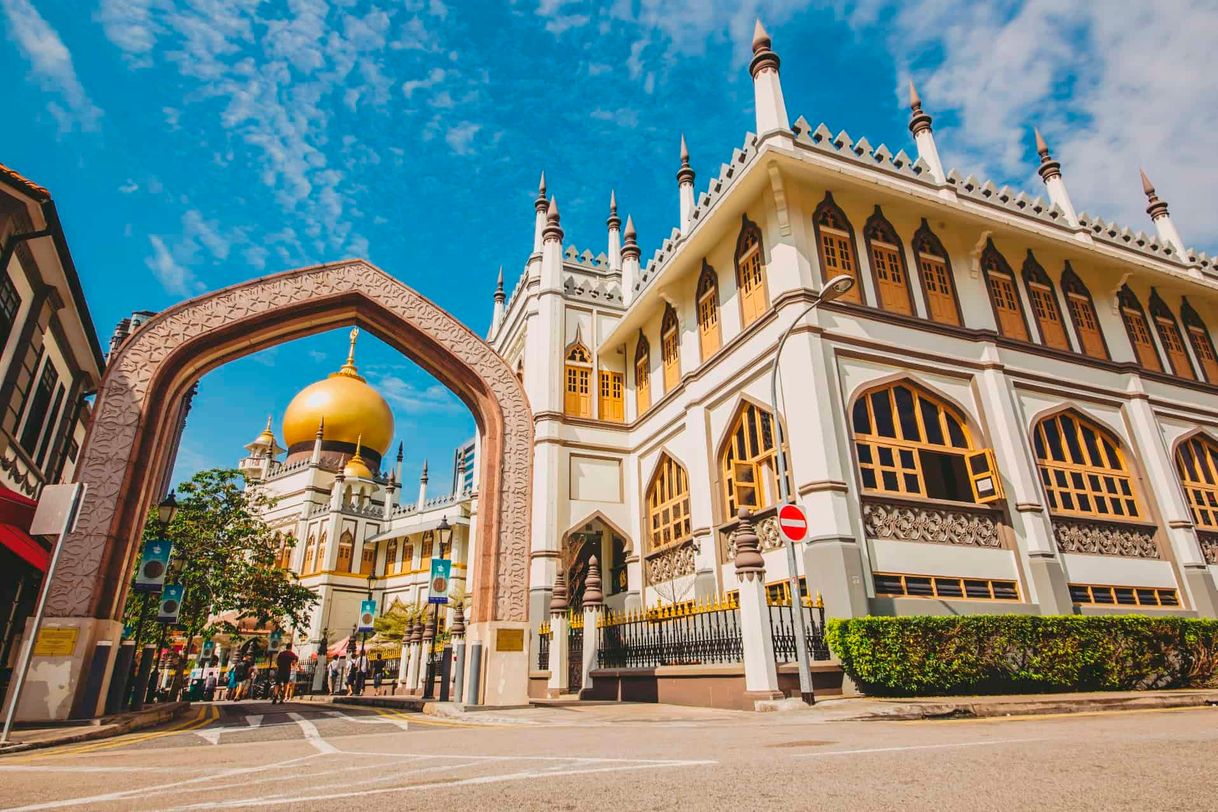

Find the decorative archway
[[35, 260, 533, 717]]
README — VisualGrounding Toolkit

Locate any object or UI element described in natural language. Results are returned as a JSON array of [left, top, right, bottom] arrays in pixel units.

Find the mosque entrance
[[562, 518, 629, 612], [18, 260, 533, 720]]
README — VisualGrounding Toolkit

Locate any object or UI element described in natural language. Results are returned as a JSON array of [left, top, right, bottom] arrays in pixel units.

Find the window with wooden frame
[[1068, 583, 1178, 608], [1032, 411, 1141, 519], [661, 304, 681, 393], [403, 543, 415, 572], [421, 530, 434, 559], [980, 242, 1029, 341], [386, 537, 400, 575], [813, 193, 863, 305], [696, 263, 721, 359], [302, 534, 316, 573], [599, 370, 624, 422], [851, 381, 1002, 504], [1180, 298, 1218, 384], [1174, 433, 1218, 530], [873, 572, 1020, 601], [0, 272, 20, 351], [563, 339, 592, 417], [720, 402, 792, 515], [1061, 263, 1108, 360], [734, 216, 768, 327], [634, 331, 651, 414], [863, 206, 913, 315], [277, 535, 293, 569], [646, 453, 691, 551], [911, 220, 961, 326], [1118, 286, 1163, 372], [359, 538, 376, 575], [1149, 290, 1196, 380], [1021, 252, 1070, 351], [337, 530, 354, 572]]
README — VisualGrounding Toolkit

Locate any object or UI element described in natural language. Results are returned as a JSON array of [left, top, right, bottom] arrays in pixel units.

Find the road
[[1, 700, 1215, 810]]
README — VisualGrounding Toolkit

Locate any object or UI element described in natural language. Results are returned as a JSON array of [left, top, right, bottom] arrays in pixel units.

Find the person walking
[[272, 643, 298, 704], [233, 656, 253, 701], [328, 658, 341, 695]]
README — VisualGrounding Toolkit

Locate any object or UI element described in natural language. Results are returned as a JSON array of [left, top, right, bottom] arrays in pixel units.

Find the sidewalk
[[0, 702, 191, 755]]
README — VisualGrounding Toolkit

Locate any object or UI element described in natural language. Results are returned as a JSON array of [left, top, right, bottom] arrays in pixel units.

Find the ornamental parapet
[[861, 497, 1002, 548], [1051, 516, 1160, 559], [717, 506, 785, 563]]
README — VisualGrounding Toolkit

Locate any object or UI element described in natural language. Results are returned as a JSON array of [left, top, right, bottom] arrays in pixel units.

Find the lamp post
[[422, 516, 451, 700], [127, 491, 178, 709], [768, 274, 854, 705]]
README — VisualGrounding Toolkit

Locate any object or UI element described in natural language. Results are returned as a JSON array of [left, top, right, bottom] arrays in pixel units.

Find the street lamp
[[768, 274, 855, 706], [422, 516, 451, 700], [126, 491, 182, 709], [157, 490, 179, 528]]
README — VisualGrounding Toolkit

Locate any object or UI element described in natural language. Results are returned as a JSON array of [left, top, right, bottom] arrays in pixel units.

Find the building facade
[[0, 163, 105, 694]]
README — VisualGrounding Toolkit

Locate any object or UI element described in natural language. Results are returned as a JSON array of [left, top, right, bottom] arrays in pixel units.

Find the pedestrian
[[204, 672, 218, 702], [328, 659, 341, 695], [372, 654, 384, 691], [272, 642, 298, 705], [224, 663, 238, 701], [233, 656, 253, 701]]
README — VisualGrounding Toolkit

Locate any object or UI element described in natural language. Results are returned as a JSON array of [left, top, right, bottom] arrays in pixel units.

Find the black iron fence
[[597, 596, 743, 669], [767, 595, 830, 663], [568, 617, 583, 691], [537, 621, 551, 671]]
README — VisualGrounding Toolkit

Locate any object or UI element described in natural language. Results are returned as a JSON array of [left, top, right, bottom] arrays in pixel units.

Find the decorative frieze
[[1197, 531, 1218, 565], [645, 539, 696, 584], [724, 512, 786, 561], [862, 501, 1001, 548], [1051, 517, 1160, 559]]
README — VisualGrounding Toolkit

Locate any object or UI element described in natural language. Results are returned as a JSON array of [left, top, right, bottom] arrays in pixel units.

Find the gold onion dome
[[282, 328, 394, 459], [342, 436, 375, 479], [245, 416, 282, 455]]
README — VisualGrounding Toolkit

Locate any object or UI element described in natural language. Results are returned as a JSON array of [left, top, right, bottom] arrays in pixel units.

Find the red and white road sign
[[777, 503, 809, 543]]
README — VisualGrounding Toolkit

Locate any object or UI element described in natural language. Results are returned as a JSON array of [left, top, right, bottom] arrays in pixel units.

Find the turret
[[1141, 169, 1187, 258], [540, 197, 565, 291], [749, 20, 789, 135], [678, 135, 695, 234], [907, 79, 944, 183], [607, 191, 622, 272], [621, 215, 641, 305], [416, 459, 429, 511], [309, 417, 325, 466], [489, 266, 506, 338], [1033, 129, 1077, 226], [532, 171, 547, 254]]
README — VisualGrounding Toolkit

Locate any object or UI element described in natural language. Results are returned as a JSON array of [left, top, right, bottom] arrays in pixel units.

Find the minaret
[[309, 417, 325, 466], [1141, 169, 1187, 258], [678, 136, 696, 235], [532, 171, 548, 254], [749, 20, 789, 135], [416, 459, 429, 510], [540, 197, 565, 291], [607, 191, 622, 272], [907, 79, 944, 183], [1033, 129, 1077, 226], [395, 441, 404, 483], [621, 215, 641, 305], [489, 266, 506, 338]]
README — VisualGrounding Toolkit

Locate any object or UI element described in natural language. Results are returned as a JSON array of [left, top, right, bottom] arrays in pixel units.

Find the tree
[[122, 468, 317, 692]]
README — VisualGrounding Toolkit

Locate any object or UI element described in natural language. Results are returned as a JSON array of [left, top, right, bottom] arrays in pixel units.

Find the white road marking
[[324, 710, 410, 731], [195, 713, 264, 745], [794, 737, 1047, 757], [288, 712, 337, 754]]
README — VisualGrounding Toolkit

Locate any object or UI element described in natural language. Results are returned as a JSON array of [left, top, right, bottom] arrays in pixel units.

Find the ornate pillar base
[[465, 620, 529, 707], [1026, 553, 1074, 615], [578, 608, 601, 700], [1182, 565, 1218, 619], [801, 536, 869, 618], [3, 617, 122, 722]]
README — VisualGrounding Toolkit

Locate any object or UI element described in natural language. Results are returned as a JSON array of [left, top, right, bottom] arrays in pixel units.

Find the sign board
[[777, 503, 809, 543], [427, 559, 452, 605], [269, 630, 282, 651], [30, 483, 85, 536], [32, 627, 78, 657], [495, 628, 524, 652], [357, 600, 377, 633], [134, 539, 173, 593], [157, 584, 184, 623]]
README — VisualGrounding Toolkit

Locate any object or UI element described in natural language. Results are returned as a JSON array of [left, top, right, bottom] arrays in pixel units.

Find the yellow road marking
[[13, 705, 219, 761], [368, 706, 516, 729], [898, 703, 1217, 725]]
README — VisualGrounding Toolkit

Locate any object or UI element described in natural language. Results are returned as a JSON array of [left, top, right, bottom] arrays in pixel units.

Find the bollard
[[129, 644, 156, 711], [104, 641, 136, 715], [439, 644, 453, 702], [466, 641, 483, 706], [452, 642, 466, 704]]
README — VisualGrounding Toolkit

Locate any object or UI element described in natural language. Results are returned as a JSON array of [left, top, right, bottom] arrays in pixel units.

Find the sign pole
[[2, 483, 85, 745]]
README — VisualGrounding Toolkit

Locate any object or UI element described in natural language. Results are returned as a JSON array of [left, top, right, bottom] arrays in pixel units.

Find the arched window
[[421, 530, 434, 559], [1118, 286, 1162, 372], [634, 331, 651, 414], [387, 537, 400, 575], [1021, 252, 1070, 351], [1032, 411, 1140, 519], [359, 537, 376, 575], [661, 305, 680, 393], [696, 262, 721, 359], [1175, 433, 1218, 529], [735, 216, 768, 327], [851, 381, 1001, 503], [863, 206, 913, 315], [646, 454, 691, 551], [337, 530, 354, 572], [599, 368, 624, 422], [276, 534, 293, 569], [981, 241, 1029, 341], [720, 402, 791, 515], [1061, 263, 1108, 360], [302, 533, 318, 574], [1181, 298, 1218, 383], [813, 193, 863, 305], [911, 220, 960, 326], [1149, 290, 1195, 380], [563, 338, 592, 417], [403, 542, 415, 572]]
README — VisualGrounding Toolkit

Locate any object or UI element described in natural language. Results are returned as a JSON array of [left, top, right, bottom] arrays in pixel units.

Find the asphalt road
[[1, 700, 1215, 810]]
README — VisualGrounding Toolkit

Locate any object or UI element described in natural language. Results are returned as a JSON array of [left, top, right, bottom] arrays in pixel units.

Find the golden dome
[[282, 328, 394, 457], [245, 416, 283, 455], [342, 437, 375, 479]]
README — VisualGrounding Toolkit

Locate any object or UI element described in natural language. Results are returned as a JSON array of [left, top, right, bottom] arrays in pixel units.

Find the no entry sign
[[777, 503, 809, 543]]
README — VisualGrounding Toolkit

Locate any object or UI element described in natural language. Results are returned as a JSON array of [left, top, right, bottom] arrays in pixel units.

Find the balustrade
[[1051, 516, 1159, 559]]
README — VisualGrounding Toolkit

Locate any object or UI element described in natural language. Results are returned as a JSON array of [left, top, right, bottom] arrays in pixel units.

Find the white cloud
[[445, 121, 482, 154], [373, 375, 462, 414], [2, 0, 102, 130], [402, 67, 446, 98], [146, 234, 199, 296], [119, 180, 140, 194]]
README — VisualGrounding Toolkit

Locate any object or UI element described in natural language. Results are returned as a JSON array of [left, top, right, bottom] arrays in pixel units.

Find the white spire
[[907, 78, 944, 183], [749, 19, 788, 134], [621, 214, 640, 305], [607, 190, 622, 272], [1140, 169, 1187, 259], [489, 265, 506, 338], [678, 135, 695, 234], [1032, 128, 1077, 226]]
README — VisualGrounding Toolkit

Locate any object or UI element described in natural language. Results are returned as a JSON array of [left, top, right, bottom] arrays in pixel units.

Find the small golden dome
[[342, 436, 375, 479], [282, 328, 394, 456], [245, 416, 283, 455]]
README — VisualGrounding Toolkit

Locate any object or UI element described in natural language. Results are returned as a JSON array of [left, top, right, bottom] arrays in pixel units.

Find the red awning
[[0, 484, 36, 528], [0, 523, 50, 572]]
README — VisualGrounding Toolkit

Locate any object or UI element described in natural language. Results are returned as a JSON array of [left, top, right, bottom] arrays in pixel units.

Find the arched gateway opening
[[24, 260, 532, 719]]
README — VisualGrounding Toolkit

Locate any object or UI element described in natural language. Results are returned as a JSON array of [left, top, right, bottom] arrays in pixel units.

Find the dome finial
[[338, 327, 361, 378], [316, 416, 325, 438], [1141, 167, 1169, 219], [265, 414, 273, 432], [752, 19, 771, 53]]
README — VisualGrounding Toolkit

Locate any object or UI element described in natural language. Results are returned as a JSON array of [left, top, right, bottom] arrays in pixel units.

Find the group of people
[[326, 651, 385, 696], [204, 643, 300, 703]]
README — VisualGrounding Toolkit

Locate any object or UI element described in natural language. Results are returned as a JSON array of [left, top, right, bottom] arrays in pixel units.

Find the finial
[[547, 196, 560, 223], [535, 171, 548, 212], [337, 327, 362, 378], [1034, 128, 1061, 182], [749, 19, 779, 77], [622, 214, 639, 260], [751, 19, 771, 52], [396, 441, 404, 463], [543, 196, 564, 242], [624, 214, 636, 241], [1034, 127, 1049, 158], [583, 555, 604, 608], [1140, 167, 1155, 196], [264, 415, 273, 432], [907, 78, 932, 137], [610, 189, 617, 213], [549, 570, 569, 614], [680, 134, 689, 163], [494, 265, 505, 302], [732, 507, 765, 577], [420, 459, 429, 482], [315, 416, 325, 439], [353, 434, 363, 457], [677, 135, 694, 185], [908, 78, 921, 110], [607, 190, 621, 230], [1141, 168, 1169, 219]]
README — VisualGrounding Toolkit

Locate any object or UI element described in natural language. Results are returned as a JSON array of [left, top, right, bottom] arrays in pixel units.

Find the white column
[[732, 510, 781, 697], [397, 642, 409, 685], [1034, 130, 1078, 226], [607, 192, 621, 272], [547, 572, 570, 697], [749, 21, 789, 135]]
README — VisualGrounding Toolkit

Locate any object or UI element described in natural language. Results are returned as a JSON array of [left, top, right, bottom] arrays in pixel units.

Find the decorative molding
[[1051, 517, 1160, 559], [725, 513, 787, 560], [862, 500, 1002, 548], [1198, 531, 1218, 565], [644, 539, 696, 584]]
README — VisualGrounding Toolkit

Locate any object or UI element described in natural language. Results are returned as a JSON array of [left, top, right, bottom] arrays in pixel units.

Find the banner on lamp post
[[428, 559, 451, 605], [134, 540, 173, 593], [357, 600, 376, 633], [157, 584, 184, 623]]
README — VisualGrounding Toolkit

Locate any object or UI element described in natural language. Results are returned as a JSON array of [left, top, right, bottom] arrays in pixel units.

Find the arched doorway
[[561, 516, 630, 612], [23, 260, 532, 719]]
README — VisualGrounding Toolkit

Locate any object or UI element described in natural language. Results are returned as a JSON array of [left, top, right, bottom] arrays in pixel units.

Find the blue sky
[[3, 1, 1217, 486]]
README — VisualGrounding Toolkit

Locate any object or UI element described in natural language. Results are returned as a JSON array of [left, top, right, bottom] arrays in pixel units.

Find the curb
[[0, 702, 192, 755], [839, 692, 1218, 722]]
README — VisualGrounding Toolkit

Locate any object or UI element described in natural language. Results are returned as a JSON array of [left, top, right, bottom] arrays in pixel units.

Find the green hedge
[[825, 616, 1218, 696]]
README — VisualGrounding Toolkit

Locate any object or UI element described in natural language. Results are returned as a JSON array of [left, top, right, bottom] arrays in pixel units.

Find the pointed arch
[[695, 261, 721, 360], [1060, 263, 1108, 360], [911, 219, 961, 326], [337, 529, 355, 573], [660, 303, 681, 393], [813, 192, 863, 305], [634, 329, 651, 414], [1172, 429, 1218, 529], [734, 215, 768, 327], [645, 452, 691, 552], [386, 535, 401, 575], [863, 206, 914, 315], [717, 399, 791, 516], [1031, 408, 1142, 519], [980, 241, 1029, 341], [1148, 290, 1196, 380], [1118, 285, 1163, 372], [303, 533, 318, 574], [1021, 251, 1070, 351], [359, 533, 376, 575], [563, 334, 592, 417], [1180, 298, 1218, 383]]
